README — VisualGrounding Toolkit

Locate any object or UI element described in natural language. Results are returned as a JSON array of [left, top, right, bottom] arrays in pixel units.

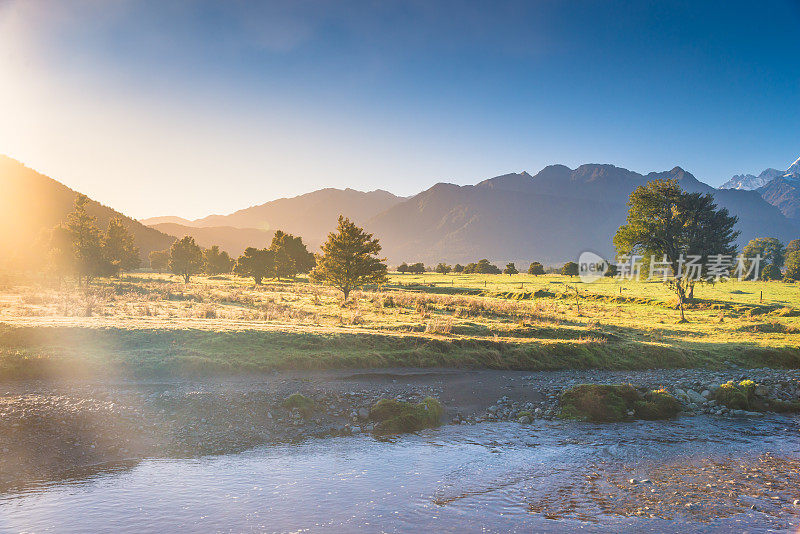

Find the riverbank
[[2, 323, 800, 382], [2, 367, 799, 491]]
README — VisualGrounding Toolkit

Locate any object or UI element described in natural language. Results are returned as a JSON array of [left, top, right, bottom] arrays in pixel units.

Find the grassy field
[[0, 271, 798, 378]]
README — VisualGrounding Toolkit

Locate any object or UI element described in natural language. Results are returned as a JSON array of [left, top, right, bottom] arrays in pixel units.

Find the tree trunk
[[342, 288, 350, 301], [676, 283, 687, 322], [184, 273, 190, 284]]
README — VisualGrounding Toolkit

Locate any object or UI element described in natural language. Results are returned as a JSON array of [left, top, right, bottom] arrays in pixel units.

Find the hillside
[[141, 188, 404, 253], [0, 156, 176, 268], [758, 177, 800, 222], [149, 223, 273, 256], [365, 165, 799, 265], [721, 156, 800, 223]]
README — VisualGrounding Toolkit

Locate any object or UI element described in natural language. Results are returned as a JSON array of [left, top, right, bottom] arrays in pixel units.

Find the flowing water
[[2, 415, 800, 533]]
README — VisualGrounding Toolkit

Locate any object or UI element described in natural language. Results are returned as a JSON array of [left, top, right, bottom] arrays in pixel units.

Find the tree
[[203, 245, 233, 275], [65, 194, 107, 284], [761, 264, 782, 281], [311, 215, 388, 300], [742, 237, 784, 270], [527, 262, 544, 275], [784, 251, 800, 281], [409, 262, 426, 274], [561, 262, 579, 277], [467, 259, 501, 274], [149, 249, 170, 273], [453, 264, 464, 273], [503, 263, 518, 275], [234, 247, 274, 284], [397, 262, 410, 273], [268, 230, 315, 280], [784, 239, 800, 256], [614, 179, 739, 322], [169, 236, 203, 283], [435, 263, 452, 274], [47, 224, 74, 279], [103, 218, 140, 277]]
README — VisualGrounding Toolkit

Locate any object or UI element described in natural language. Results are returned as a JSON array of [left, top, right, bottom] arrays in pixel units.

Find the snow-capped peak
[[785, 155, 800, 177]]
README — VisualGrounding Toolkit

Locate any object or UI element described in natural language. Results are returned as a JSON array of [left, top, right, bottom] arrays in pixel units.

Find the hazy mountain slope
[[144, 188, 404, 252], [194, 188, 401, 230], [757, 177, 800, 222], [139, 216, 196, 226], [367, 165, 799, 265], [149, 223, 273, 256], [0, 156, 175, 267]]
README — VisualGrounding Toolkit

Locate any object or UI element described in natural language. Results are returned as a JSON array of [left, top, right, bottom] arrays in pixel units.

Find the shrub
[[369, 397, 444, 433]]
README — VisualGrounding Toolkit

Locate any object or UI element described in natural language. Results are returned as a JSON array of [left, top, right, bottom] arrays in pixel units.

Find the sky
[[1, 0, 799, 220]]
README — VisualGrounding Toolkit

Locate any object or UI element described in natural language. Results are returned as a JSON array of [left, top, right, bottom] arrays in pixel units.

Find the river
[[2, 414, 799, 533]]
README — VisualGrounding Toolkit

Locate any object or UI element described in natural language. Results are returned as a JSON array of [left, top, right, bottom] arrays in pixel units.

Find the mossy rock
[[713, 381, 754, 410], [763, 399, 800, 413], [560, 384, 680, 422], [634, 389, 682, 420], [559, 384, 639, 422], [281, 393, 316, 416], [369, 397, 444, 434]]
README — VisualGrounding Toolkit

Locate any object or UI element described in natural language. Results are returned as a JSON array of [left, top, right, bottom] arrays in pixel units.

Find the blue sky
[[1, 0, 798, 218]]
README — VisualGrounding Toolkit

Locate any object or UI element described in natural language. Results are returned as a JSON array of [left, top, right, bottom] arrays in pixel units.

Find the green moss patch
[[369, 397, 444, 433], [634, 388, 682, 420], [281, 393, 316, 416], [714, 380, 800, 413], [560, 384, 681, 422], [714, 380, 758, 410]]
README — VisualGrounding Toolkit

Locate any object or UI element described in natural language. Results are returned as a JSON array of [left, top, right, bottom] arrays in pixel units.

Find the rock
[[518, 416, 532, 424], [686, 390, 705, 404], [701, 390, 711, 398], [357, 407, 369, 419], [754, 385, 769, 397]]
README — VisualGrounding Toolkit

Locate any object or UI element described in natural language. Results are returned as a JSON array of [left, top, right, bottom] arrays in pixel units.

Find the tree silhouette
[[103, 217, 140, 277], [65, 194, 106, 284], [169, 236, 203, 283], [234, 247, 274, 284], [527, 262, 544, 275], [203, 245, 233, 275], [269, 230, 315, 279]]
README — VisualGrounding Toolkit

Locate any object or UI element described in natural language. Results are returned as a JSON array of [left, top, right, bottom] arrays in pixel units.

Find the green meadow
[[0, 271, 798, 378]]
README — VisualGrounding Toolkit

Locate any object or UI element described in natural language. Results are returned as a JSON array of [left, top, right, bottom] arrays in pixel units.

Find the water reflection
[[1, 416, 799, 533]]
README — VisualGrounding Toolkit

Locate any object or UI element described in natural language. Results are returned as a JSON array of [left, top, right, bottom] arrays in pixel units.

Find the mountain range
[[721, 156, 800, 223], [2, 154, 798, 268], [146, 162, 799, 265]]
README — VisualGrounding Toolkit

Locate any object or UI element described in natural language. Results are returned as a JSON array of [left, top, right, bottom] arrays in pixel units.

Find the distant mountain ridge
[[4, 153, 796, 269], [363, 165, 797, 264], [721, 155, 800, 222]]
